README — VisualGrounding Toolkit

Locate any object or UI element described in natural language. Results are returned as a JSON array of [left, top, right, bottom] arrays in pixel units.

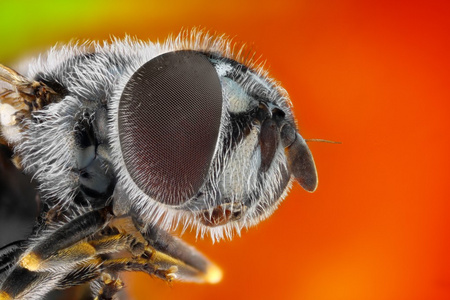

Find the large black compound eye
[[118, 51, 223, 206]]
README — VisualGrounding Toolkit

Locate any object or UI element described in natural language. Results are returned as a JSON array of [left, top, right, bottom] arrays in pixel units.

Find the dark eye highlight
[[118, 51, 223, 205]]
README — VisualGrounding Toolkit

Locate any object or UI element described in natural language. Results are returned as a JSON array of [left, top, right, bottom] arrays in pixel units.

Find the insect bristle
[[165, 28, 266, 77]]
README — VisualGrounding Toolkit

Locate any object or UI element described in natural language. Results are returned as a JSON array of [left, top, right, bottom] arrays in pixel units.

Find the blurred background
[[1, 0, 449, 299]]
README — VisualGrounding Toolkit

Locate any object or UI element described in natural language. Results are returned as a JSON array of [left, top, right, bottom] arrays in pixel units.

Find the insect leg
[[0, 211, 221, 299], [18, 208, 111, 272], [141, 225, 222, 284], [17, 216, 147, 275], [0, 208, 111, 299]]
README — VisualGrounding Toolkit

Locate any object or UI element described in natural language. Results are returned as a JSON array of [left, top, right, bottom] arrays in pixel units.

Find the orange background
[[1, 1, 449, 299]]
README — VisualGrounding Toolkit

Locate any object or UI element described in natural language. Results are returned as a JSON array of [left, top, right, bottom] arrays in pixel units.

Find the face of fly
[[113, 50, 318, 241]]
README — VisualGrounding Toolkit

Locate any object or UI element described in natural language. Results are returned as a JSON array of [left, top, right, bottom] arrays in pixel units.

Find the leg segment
[[20, 208, 111, 271], [0, 208, 112, 299], [0, 211, 221, 299]]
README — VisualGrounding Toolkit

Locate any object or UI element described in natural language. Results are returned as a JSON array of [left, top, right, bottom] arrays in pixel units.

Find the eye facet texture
[[118, 51, 223, 205]]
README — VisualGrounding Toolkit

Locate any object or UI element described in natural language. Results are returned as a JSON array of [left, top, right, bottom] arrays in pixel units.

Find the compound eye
[[118, 51, 223, 205]]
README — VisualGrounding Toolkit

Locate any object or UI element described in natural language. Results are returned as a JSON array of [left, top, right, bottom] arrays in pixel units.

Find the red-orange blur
[[1, 1, 449, 299]]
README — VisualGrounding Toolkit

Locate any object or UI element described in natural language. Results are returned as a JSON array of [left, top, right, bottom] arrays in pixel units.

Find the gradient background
[[1, 0, 449, 299]]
